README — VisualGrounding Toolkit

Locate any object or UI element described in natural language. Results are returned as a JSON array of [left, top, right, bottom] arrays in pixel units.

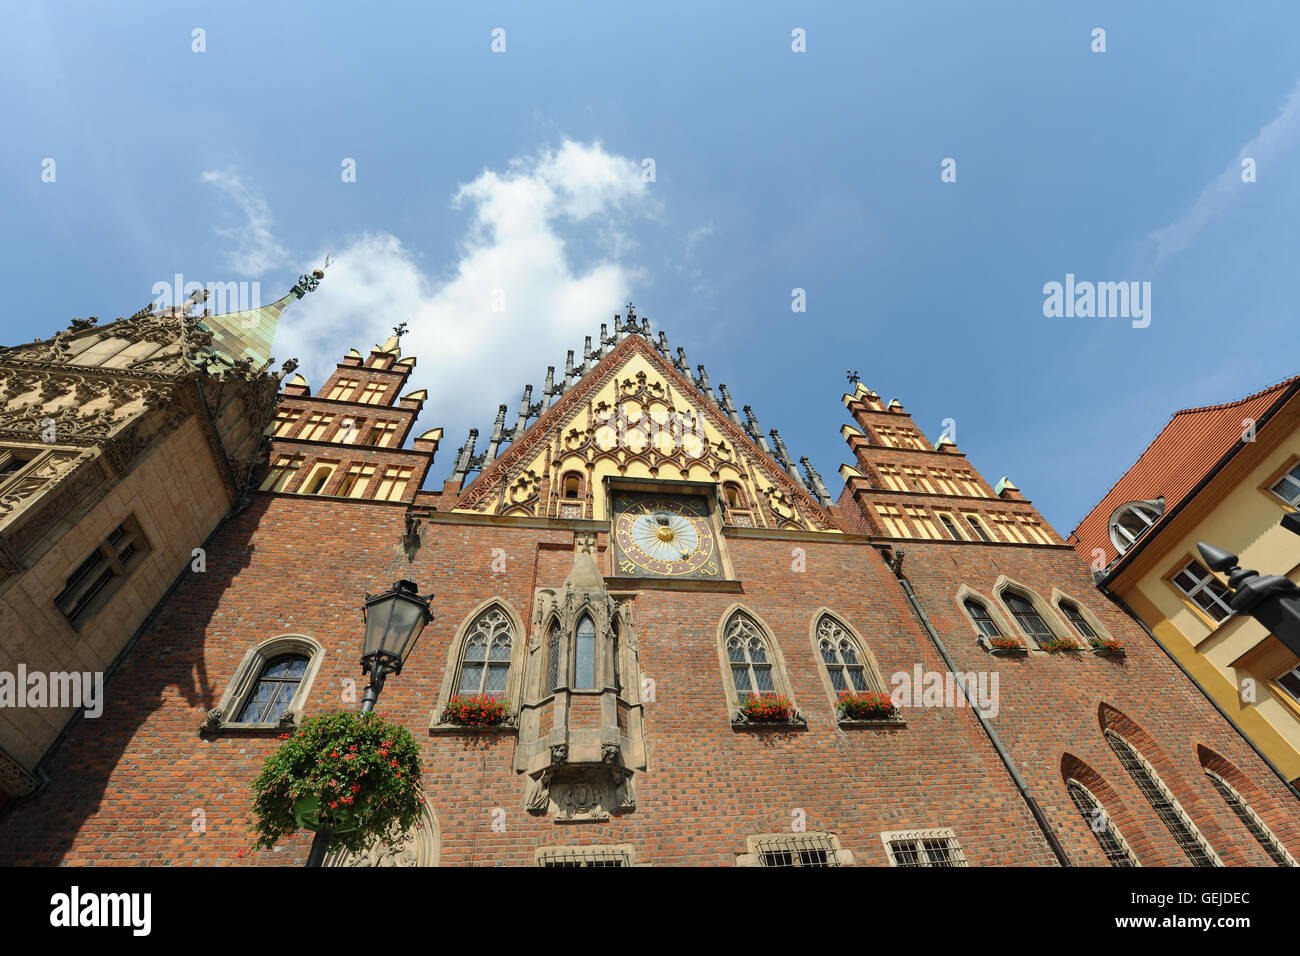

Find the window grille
[[1067, 779, 1138, 866], [1205, 770, 1295, 866], [883, 829, 967, 867], [537, 845, 632, 867], [1105, 732, 1219, 866], [753, 834, 839, 867]]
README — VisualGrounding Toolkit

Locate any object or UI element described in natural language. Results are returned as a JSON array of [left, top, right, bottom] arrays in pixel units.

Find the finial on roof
[[485, 404, 509, 461], [846, 369, 860, 385], [674, 347, 690, 376], [718, 384, 742, 426], [695, 365, 715, 402], [800, 457, 832, 507], [451, 428, 480, 482], [743, 406, 773, 453], [769, 429, 797, 475]]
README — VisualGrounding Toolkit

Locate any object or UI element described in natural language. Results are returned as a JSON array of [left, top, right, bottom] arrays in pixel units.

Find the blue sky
[[2, 2, 1297, 535]]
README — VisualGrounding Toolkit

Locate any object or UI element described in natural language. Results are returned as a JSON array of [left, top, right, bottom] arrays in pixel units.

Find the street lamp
[[1198, 513, 1300, 655], [305, 579, 432, 867], [360, 579, 433, 713]]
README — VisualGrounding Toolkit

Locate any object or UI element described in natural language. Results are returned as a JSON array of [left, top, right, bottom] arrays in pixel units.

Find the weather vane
[[393, 321, 409, 340], [846, 370, 860, 385]]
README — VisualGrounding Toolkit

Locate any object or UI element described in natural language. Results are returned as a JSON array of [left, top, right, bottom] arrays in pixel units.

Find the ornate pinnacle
[[485, 404, 508, 461], [717, 384, 742, 425], [656, 331, 670, 357], [769, 429, 797, 475], [695, 365, 715, 402], [452, 428, 479, 482], [743, 406, 772, 453], [601, 322, 617, 351], [510, 383, 536, 438], [800, 456, 832, 507], [584, 335, 597, 365]]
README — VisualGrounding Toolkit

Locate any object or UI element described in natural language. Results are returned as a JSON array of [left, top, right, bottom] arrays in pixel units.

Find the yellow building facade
[[1071, 378, 1300, 784]]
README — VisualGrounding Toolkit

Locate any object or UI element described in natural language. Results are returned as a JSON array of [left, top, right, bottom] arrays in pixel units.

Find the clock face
[[612, 493, 719, 579]]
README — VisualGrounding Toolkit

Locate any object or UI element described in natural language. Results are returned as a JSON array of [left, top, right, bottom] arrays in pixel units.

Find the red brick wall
[[2, 490, 1294, 866]]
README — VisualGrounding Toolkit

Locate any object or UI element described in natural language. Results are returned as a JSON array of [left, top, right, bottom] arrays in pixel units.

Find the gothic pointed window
[[1066, 780, 1138, 866], [1059, 599, 1098, 639], [236, 655, 309, 723], [964, 599, 1002, 640], [574, 615, 596, 689], [1105, 732, 1220, 866], [815, 614, 880, 694], [1204, 769, 1296, 866], [456, 606, 514, 696], [547, 621, 562, 692], [726, 615, 775, 696], [1001, 592, 1054, 647]]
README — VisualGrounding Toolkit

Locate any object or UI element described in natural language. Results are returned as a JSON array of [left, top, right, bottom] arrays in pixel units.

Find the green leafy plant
[[1089, 636, 1124, 654], [837, 690, 898, 720], [738, 694, 793, 722], [989, 636, 1025, 652], [442, 694, 510, 726], [249, 710, 423, 856], [1039, 637, 1081, 653]]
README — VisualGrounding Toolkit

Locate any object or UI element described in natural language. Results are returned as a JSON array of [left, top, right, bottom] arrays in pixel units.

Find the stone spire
[[451, 428, 479, 482], [743, 406, 772, 453], [485, 404, 508, 461], [769, 429, 797, 475], [800, 456, 831, 507], [695, 365, 716, 403], [717, 384, 742, 427]]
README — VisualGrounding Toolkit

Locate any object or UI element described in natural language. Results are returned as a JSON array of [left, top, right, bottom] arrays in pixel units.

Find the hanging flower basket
[[837, 691, 899, 721], [1089, 637, 1125, 656], [442, 694, 510, 726], [738, 694, 793, 722], [249, 710, 423, 856]]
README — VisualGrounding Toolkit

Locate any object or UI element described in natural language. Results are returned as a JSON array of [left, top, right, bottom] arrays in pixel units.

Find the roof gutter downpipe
[[889, 552, 1073, 867]]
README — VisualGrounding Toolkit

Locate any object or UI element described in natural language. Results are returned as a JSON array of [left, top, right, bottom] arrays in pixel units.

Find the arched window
[[1001, 592, 1054, 647], [1105, 732, 1220, 866], [1059, 599, 1098, 639], [724, 482, 744, 508], [574, 614, 596, 689], [1204, 769, 1296, 866], [814, 614, 880, 693], [964, 599, 1003, 639], [1066, 779, 1139, 867], [1109, 498, 1164, 554], [562, 473, 582, 499], [726, 614, 776, 696], [456, 606, 514, 696], [547, 620, 562, 692], [235, 654, 308, 723]]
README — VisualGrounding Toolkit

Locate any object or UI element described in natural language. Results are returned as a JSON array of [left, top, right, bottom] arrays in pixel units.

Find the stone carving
[[324, 805, 439, 867], [0, 745, 40, 798]]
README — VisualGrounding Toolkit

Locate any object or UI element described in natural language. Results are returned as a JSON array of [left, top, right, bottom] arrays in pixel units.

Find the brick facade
[[1, 326, 1296, 867]]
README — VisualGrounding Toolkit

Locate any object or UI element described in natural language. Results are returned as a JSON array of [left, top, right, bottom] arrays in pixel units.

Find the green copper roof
[[196, 289, 298, 369]]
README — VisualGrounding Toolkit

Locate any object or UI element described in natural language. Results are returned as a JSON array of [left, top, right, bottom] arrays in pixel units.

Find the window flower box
[[1088, 637, 1126, 657], [1039, 638, 1082, 653], [837, 691, 899, 722], [441, 694, 512, 727], [733, 694, 806, 728], [985, 636, 1027, 656]]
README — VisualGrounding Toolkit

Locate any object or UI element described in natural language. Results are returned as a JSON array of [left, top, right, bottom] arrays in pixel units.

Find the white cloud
[[1142, 77, 1300, 271], [200, 168, 291, 277], [273, 139, 659, 444]]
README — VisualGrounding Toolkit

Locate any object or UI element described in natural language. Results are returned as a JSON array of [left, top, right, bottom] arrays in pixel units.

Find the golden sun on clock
[[613, 494, 718, 578]]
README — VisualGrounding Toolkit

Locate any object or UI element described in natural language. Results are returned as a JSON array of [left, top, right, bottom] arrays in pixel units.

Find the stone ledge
[[429, 722, 519, 735], [838, 717, 907, 729]]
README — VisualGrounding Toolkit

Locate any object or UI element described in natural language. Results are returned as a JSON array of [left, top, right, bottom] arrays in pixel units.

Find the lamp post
[[1197, 512, 1300, 656], [305, 579, 432, 868]]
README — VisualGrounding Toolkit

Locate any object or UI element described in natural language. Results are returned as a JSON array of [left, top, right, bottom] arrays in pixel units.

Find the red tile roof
[[1071, 376, 1299, 566]]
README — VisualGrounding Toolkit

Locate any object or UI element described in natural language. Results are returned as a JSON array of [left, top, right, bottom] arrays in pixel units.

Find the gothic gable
[[452, 335, 837, 532]]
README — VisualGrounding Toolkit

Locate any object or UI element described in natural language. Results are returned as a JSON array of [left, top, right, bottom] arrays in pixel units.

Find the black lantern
[[359, 579, 432, 710], [1198, 519, 1300, 656]]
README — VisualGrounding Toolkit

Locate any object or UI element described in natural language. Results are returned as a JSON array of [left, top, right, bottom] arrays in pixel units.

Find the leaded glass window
[[1002, 592, 1054, 647], [726, 614, 775, 696], [457, 607, 513, 696], [1067, 780, 1138, 866], [236, 655, 308, 723], [816, 615, 873, 693], [574, 615, 596, 689]]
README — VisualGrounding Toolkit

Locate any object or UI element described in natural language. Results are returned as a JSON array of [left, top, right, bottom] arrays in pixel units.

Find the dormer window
[[1109, 498, 1164, 554]]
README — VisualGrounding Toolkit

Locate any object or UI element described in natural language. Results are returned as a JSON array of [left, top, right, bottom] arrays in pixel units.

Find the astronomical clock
[[611, 490, 721, 580]]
